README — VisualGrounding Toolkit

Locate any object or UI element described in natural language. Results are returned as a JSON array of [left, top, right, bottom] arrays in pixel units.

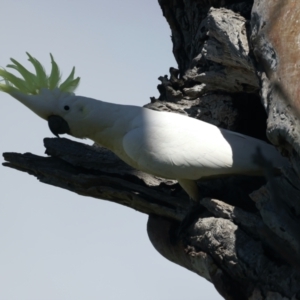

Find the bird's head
[[0, 53, 81, 137]]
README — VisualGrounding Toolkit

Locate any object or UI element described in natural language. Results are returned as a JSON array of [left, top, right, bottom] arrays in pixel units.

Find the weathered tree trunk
[[3, 1, 300, 299]]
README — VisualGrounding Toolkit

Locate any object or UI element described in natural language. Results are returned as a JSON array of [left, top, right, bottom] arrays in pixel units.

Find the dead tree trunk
[[3, 1, 300, 299]]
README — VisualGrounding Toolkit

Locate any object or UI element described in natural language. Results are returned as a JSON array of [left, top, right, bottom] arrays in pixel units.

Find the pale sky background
[[0, 1, 222, 299]]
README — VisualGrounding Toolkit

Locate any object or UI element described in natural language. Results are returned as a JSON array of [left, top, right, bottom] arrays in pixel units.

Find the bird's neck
[[78, 98, 142, 152]]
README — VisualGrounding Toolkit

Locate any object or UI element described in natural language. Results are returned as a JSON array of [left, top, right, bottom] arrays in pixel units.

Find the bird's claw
[[177, 200, 204, 239]]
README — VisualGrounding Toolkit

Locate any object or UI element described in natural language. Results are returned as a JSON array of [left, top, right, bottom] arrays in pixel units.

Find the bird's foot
[[177, 200, 204, 240]]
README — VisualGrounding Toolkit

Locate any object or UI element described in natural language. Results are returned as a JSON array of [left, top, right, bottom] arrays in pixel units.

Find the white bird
[[0, 53, 287, 201]]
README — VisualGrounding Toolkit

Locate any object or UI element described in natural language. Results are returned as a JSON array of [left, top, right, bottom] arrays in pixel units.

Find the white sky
[[0, 1, 222, 299]]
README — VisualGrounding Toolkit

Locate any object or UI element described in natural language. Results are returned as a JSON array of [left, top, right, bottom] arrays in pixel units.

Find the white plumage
[[11, 91, 288, 200], [0, 54, 287, 201]]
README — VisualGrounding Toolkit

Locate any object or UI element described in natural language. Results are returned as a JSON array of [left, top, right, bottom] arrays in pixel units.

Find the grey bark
[[3, 1, 300, 299]]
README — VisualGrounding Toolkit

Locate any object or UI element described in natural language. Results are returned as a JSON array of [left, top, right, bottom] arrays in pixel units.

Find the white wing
[[122, 109, 285, 180]]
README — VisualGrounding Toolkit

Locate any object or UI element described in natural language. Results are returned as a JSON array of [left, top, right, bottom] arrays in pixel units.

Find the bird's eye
[[64, 105, 70, 111]]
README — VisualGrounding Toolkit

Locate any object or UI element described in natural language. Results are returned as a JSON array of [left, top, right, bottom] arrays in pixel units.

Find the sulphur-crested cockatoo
[[0, 53, 287, 201]]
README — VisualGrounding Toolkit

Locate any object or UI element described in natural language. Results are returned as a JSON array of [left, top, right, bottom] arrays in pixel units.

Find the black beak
[[48, 115, 70, 138]]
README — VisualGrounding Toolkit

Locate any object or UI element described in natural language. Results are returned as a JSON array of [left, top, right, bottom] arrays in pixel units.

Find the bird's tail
[[252, 145, 289, 176]]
